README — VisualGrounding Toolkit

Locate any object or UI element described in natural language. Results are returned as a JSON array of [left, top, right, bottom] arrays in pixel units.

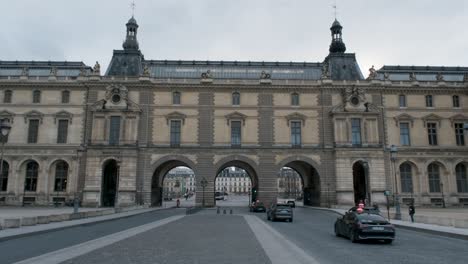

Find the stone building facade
[[0, 17, 467, 208]]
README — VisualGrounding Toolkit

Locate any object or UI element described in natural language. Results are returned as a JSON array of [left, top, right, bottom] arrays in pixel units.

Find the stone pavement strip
[[12, 215, 185, 264], [244, 215, 319, 264]]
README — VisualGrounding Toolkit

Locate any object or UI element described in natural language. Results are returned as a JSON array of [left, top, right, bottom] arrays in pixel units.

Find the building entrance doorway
[[352, 162, 367, 205], [102, 160, 119, 207]]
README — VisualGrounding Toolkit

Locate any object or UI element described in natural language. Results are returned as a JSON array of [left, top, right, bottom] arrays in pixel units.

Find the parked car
[[215, 192, 226, 200], [267, 203, 293, 222], [334, 211, 395, 243], [287, 200, 296, 208], [249, 201, 266, 212]]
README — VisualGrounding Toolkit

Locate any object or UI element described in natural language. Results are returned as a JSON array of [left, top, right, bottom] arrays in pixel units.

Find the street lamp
[[200, 177, 208, 208], [440, 181, 446, 208], [390, 145, 401, 220], [0, 120, 11, 193]]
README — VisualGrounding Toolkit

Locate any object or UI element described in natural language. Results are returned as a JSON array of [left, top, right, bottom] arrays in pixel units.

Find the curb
[[0, 207, 176, 242], [302, 206, 468, 241]]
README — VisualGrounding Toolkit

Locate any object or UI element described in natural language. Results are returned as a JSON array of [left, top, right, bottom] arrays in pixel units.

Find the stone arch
[[151, 155, 197, 207], [100, 156, 122, 168], [0, 159, 10, 192], [101, 159, 120, 207], [454, 161, 468, 193], [47, 159, 70, 194], [276, 156, 322, 206], [352, 160, 370, 205], [214, 155, 260, 203]]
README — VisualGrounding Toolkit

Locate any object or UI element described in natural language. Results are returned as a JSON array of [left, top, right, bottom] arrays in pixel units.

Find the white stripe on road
[[244, 215, 320, 264], [14, 215, 185, 264]]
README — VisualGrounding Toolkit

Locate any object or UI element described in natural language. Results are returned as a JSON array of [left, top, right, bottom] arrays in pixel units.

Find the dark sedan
[[250, 202, 266, 212], [267, 204, 293, 222], [334, 212, 395, 243]]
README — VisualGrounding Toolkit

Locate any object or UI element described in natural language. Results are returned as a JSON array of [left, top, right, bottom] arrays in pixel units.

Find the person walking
[[409, 203, 415, 222]]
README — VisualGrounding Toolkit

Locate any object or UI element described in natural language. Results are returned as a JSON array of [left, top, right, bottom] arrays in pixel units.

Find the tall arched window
[[172, 91, 181, 105], [25, 161, 39, 191], [232, 92, 240, 106], [0, 161, 9, 191], [4, 90, 12, 103], [33, 90, 41, 103], [291, 93, 299, 106], [54, 161, 69, 192], [400, 163, 413, 193], [456, 163, 468, 193], [428, 163, 441, 193]]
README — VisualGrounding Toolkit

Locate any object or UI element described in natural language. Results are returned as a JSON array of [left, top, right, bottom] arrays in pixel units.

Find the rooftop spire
[[122, 15, 139, 50], [329, 18, 346, 53]]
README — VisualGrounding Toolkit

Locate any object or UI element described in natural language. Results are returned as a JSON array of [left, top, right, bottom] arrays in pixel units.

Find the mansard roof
[[0, 61, 92, 78], [376, 65, 468, 82]]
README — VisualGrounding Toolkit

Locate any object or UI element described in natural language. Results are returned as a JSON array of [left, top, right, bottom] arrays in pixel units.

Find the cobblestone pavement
[[63, 214, 270, 264]]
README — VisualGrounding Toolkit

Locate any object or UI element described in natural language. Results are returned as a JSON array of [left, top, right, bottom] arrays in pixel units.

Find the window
[[232, 92, 240, 106], [4, 90, 12, 103], [109, 116, 121, 145], [27, 119, 39, 143], [425, 95, 433, 107], [427, 122, 438, 146], [57, 120, 69, 144], [291, 93, 299, 106], [0, 161, 8, 191], [400, 163, 413, 193], [400, 123, 411, 146], [455, 123, 465, 146], [172, 92, 181, 105], [54, 161, 68, 192], [351, 118, 361, 146], [231, 121, 241, 147], [25, 161, 39, 192], [453, 95, 460, 108], [170, 120, 181, 147], [33, 90, 41, 103], [428, 163, 441, 193], [456, 164, 468, 193], [61, 91, 70, 103], [399, 95, 406, 107], [290, 121, 301, 146]]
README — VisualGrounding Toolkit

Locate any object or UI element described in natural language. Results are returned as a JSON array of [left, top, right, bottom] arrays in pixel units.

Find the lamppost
[[390, 145, 401, 220], [0, 120, 11, 193], [200, 177, 208, 208], [440, 181, 446, 208]]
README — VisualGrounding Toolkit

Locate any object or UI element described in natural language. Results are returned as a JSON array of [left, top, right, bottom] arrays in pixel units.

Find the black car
[[334, 212, 395, 243], [287, 200, 296, 208], [250, 202, 266, 212], [267, 203, 293, 222]]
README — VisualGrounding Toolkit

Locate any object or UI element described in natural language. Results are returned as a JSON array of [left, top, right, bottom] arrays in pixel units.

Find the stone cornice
[[394, 113, 415, 127], [225, 111, 247, 125], [165, 111, 187, 125], [285, 112, 306, 126]]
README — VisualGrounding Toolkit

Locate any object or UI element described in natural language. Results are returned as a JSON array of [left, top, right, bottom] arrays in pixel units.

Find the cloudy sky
[[2, 0, 467, 74]]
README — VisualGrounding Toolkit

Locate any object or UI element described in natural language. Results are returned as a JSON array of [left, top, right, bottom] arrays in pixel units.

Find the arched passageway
[[151, 160, 196, 207], [278, 160, 321, 206], [102, 160, 119, 207], [214, 160, 259, 207], [352, 161, 368, 205]]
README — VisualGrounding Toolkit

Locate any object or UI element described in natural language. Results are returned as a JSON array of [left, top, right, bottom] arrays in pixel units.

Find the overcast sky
[[2, 0, 467, 74]]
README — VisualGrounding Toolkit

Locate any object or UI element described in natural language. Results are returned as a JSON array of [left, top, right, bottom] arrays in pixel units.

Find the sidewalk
[[311, 207, 468, 240], [0, 205, 160, 239]]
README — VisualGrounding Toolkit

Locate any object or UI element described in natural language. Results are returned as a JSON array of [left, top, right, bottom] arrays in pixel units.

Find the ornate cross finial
[[131, 0, 136, 17]]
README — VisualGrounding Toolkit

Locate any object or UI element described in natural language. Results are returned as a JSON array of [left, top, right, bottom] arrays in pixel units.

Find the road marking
[[14, 214, 185, 264], [244, 215, 320, 264]]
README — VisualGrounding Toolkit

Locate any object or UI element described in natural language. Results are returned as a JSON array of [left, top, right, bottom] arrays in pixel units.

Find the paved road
[[258, 207, 468, 264], [0, 209, 184, 264], [3, 207, 468, 264]]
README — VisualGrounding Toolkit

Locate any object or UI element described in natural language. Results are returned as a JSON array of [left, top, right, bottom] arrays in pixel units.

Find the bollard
[[223, 209, 226, 214], [230, 209, 233, 215], [217, 207, 220, 214]]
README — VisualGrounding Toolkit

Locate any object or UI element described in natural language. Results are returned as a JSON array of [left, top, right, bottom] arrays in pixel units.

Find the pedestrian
[[358, 200, 365, 209], [409, 203, 415, 222], [176, 198, 180, 208]]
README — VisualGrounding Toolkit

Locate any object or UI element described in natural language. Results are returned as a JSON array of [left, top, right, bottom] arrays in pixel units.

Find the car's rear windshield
[[357, 214, 386, 221]]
